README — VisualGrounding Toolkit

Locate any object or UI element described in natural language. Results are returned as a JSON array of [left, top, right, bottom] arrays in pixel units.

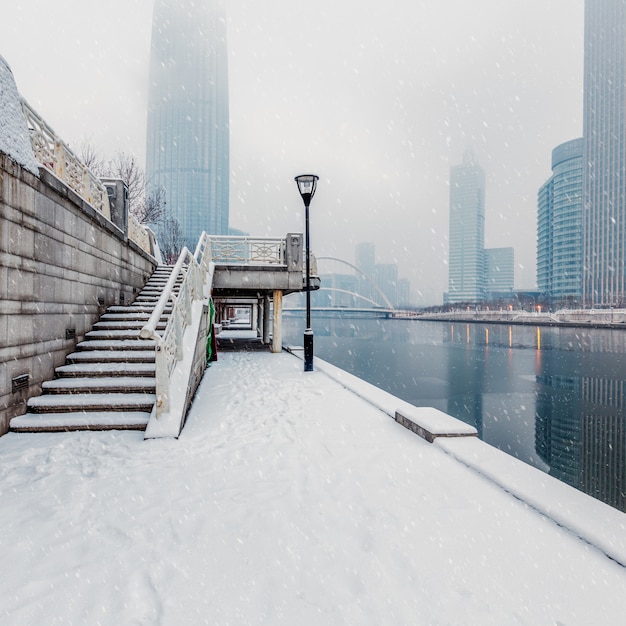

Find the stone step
[[76, 339, 156, 351], [10, 411, 151, 432], [93, 320, 167, 331], [55, 362, 156, 378], [43, 377, 155, 394], [66, 350, 155, 364], [100, 309, 169, 322], [27, 393, 156, 414], [85, 329, 142, 341]]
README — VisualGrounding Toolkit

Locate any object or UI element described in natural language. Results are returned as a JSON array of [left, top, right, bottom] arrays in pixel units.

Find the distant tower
[[446, 150, 485, 304], [537, 138, 584, 307], [355, 242, 376, 303], [146, 0, 230, 248], [583, 1, 626, 307]]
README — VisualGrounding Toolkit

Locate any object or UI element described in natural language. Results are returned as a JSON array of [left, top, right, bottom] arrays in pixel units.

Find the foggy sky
[[1, 0, 584, 305]]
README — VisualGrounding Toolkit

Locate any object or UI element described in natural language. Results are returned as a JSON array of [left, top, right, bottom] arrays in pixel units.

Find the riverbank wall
[[420, 309, 626, 329]]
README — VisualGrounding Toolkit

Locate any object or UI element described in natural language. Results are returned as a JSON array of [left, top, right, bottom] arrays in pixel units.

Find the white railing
[[21, 99, 111, 219], [140, 232, 213, 419], [128, 213, 151, 254], [20, 98, 153, 255], [207, 236, 285, 265]]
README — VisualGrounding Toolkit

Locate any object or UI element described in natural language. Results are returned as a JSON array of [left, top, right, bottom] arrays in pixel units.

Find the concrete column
[[272, 290, 283, 353], [251, 302, 259, 335], [262, 294, 271, 344]]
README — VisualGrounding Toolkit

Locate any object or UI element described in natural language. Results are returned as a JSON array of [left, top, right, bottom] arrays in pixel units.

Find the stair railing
[[140, 232, 213, 418]]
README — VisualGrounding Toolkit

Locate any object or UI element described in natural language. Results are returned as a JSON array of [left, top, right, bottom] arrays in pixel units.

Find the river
[[282, 315, 626, 512]]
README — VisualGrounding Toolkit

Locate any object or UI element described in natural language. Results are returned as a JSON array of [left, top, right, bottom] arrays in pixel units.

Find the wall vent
[[66, 328, 76, 340], [12, 374, 29, 393]]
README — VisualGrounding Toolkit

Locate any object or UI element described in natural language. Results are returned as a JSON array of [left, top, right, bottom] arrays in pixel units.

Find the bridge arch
[[316, 256, 395, 310]]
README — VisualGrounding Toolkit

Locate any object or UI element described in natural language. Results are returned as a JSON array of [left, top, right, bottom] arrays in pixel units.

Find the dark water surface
[[283, 315, 626, 512]]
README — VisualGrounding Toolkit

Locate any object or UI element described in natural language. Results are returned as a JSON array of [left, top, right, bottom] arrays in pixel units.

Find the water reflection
[[283, 315, 626, 512]]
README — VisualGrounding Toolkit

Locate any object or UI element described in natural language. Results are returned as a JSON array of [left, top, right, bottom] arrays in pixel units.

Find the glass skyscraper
[[583, 0, 626, 307], [146, 0, 229, 249], [537, 138, 584, 307], [446, 150, 485, 304]]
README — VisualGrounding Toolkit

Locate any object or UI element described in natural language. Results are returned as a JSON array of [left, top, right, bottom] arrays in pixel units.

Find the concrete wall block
[[33, 231, 55, 264], [8, 312, 35, 346], [34, 193, 58, 229], [12, 180, 36, 216], [7, 218, 35, 258], [7, 266, 35, 305], [34, 271, 55, 304]]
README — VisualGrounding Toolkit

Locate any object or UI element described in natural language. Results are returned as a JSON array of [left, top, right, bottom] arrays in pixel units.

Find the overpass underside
[[207, 235, 320, 352]]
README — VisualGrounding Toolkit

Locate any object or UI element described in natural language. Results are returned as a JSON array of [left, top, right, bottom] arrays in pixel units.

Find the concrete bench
[[395, 407, 478, 443]]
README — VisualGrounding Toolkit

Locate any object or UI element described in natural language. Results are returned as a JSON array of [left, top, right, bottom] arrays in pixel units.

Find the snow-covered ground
[[1, 348, 625, 625]]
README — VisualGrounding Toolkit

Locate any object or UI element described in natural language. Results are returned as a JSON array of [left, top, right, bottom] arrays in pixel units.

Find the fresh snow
[[0, 55, 40, 175], [1, 350, 625, 624]]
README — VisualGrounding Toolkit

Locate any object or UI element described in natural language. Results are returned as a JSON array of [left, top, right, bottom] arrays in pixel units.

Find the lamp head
[[294, 174, 319, 208]]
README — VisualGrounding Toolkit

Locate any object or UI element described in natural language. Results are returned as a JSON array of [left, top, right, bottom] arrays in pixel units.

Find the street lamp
[[294, 174, 319, 371]]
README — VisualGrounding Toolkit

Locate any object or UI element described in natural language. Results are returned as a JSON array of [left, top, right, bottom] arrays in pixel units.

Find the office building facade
[[446, 150, 486, 304], [485, 247, 515, 296], [146, 0, 230, 249], [583, 0, 626, 307], [537, 138, 584, 307]]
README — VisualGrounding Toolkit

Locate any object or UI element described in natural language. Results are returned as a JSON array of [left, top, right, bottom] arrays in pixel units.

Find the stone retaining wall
[[0, 153, 158, 434]]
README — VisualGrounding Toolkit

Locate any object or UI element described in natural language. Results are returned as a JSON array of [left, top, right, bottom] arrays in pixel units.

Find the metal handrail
[[140, 232, 212, 417]]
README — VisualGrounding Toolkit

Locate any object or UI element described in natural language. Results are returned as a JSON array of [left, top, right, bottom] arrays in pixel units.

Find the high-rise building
[[355, 242, 376, 303], [485, 247, 515, 296], [446, 150, 485, 304], [537, 138, 584, 307], [375, 263, 398, 307], [146, 0, 229, 249], [583, 1, 626, 307]]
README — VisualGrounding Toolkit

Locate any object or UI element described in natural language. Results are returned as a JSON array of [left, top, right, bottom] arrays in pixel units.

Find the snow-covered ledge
[[303, 354, 626, 569], [0, 56, 39, 175]]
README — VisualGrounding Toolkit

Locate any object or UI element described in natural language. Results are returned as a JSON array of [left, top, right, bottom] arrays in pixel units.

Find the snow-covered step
[[43, 377, 155, 394], [10, 411, 151, 432], [67, 350, 155, 364], [85, 329, 142, 341], [100, 312, 171, 322], [101, 312, 154, 321], [55, 362, 156, 378], [27, 393, 156, 414], [76, 339, 156, 351], [93, 320, 167, 331]]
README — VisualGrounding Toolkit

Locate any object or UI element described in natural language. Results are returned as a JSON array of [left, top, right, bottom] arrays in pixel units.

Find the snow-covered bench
[[395, 407, 477, 443]]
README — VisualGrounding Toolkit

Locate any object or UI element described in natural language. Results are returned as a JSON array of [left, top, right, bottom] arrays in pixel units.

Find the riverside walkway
[[0, 332, 625, 624]]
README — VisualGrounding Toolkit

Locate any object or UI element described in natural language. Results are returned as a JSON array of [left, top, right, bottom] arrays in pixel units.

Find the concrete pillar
[[262, 294, 271, 344], [251, 302, 259, 336], [272, 290, 283, 353]]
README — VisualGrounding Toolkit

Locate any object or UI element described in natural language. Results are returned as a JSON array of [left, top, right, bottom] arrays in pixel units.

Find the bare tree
[[79, 140, 107, 178], [135, 185, 167, 225], [107, 152, 146, 214], [159, 217, 185, 264]]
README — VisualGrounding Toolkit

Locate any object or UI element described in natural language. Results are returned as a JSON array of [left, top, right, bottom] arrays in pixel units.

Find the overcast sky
[[1, 0, 584, 305]]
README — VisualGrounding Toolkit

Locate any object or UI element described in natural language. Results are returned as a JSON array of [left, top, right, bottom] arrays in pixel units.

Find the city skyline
[[0, 1, 585, 305], [146, 0, 230, 248]]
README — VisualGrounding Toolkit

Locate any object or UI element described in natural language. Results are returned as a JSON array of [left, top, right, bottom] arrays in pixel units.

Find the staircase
[[10, 266, 180, 433]]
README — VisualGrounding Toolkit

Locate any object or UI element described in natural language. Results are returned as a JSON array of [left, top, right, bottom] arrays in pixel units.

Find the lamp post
[[294, 174, 319, 371]]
